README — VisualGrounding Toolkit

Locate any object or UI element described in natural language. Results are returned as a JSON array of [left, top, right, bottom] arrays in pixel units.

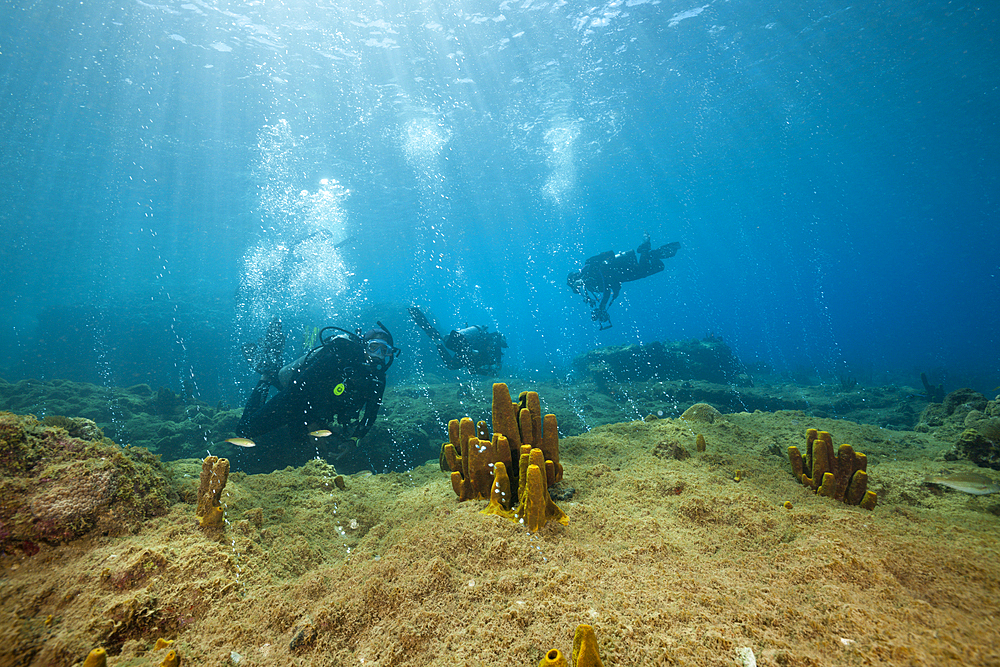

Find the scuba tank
[[444, 324, 487, 352], [276, 350, 313, 389]]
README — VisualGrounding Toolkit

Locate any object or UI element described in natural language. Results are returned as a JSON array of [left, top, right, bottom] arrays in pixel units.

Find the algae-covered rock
[[0, 378, 241, 461], [943, 388, 987, 415], [573, 337, 753, 390], [0, 412, 174, 554], [680, 403, 724, 424], [949, 427, 1000, 470]]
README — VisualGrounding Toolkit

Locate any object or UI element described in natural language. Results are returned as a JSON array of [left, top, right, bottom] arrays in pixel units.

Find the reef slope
[[1, 409, 999, 666]]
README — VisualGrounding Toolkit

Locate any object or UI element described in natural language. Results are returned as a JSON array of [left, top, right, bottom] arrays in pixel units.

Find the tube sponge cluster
[[440, 383, 567, 532], [788, 429, 877, 510]]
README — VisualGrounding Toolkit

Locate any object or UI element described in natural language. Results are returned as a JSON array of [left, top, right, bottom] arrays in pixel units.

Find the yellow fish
[[309, 429, 333, 437], [925, 472, 1000, 495], [224, 437, 256, 448]]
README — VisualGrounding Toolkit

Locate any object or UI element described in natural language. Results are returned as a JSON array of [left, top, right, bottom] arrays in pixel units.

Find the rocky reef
[[942, 392, 1000, 470], [1, 397, 999, 666], [572, 336, 753, 389], [0, 365, 953, 477], [0, 378, 241, 463]]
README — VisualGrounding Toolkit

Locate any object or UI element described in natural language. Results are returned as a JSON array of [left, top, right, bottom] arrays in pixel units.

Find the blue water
[[1, 0, 997, 406]]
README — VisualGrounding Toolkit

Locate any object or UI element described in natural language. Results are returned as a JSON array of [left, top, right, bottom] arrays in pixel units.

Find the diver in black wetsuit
[[567, 234, 681, 330], [238, 317, 399, 443], [408, 306, 507, 375]]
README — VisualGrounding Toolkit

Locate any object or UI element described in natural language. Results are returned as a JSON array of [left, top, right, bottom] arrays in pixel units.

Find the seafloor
[[1, 371, 999, 667]]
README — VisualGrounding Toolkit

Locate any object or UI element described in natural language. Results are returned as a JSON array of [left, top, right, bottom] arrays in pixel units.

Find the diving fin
[[246, 316, 286, 380], [408, 306, 443, 342], [653, 241, 681, 260]]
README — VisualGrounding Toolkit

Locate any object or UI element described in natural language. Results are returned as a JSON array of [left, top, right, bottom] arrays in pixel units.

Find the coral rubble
[[788, 428, 877, 510]]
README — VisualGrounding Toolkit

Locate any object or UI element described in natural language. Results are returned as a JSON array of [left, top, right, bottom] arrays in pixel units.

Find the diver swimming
[[408, 306, 507, 376], [567, 233, 681, 330]]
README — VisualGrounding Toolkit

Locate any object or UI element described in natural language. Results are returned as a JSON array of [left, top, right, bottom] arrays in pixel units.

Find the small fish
[[925, 472, 1000, 495], [309, 429, 333, 437], [225, 437, 256, 448]]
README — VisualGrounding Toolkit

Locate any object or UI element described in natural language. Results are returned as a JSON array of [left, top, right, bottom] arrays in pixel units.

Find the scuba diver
[[237, 316, 400, 444], [408, 306, 508, 375], [567, 233, 681, 330]]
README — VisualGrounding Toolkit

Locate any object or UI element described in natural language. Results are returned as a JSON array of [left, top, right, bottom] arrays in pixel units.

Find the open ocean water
[[0, 0, 997, 468]]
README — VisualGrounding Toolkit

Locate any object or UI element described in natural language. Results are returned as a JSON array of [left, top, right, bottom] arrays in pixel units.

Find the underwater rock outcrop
[[0, 378, 241, 461], [680, 402, 724, 424], [0, 411, 172, 555], [918, 387, 988, 430], [572, 337, 753, 390], [946, 394, 1000, 470], [440, 383, 568, 532], [788, 428, 877, 510]]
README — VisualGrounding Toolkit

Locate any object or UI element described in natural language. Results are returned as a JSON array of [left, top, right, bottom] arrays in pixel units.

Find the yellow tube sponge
[[859, 489, 878, 510], [572, 625, 605, 667], [467, 437, 496, 500], [159, 649, 181, 667], [458, 417, 476, 484], [803, 429, 833, 490], [519, 407, 535, 447], [439, 419, 461, 473], [492, 433, 513, 476], [482, 461, 515, 519], [540, 413, 563, 484], [445, 424, 515, 502], [522, 391, 543, 445], [444, 383, 568, 532], [196, 455, 229, 528], [539, 649, 569, 667], [442, 440, 461, 478], [492, 383, 521, 453], [82, 648, 107, 667], [844, 470, 871, 506], [515, 448, 568, 533]]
